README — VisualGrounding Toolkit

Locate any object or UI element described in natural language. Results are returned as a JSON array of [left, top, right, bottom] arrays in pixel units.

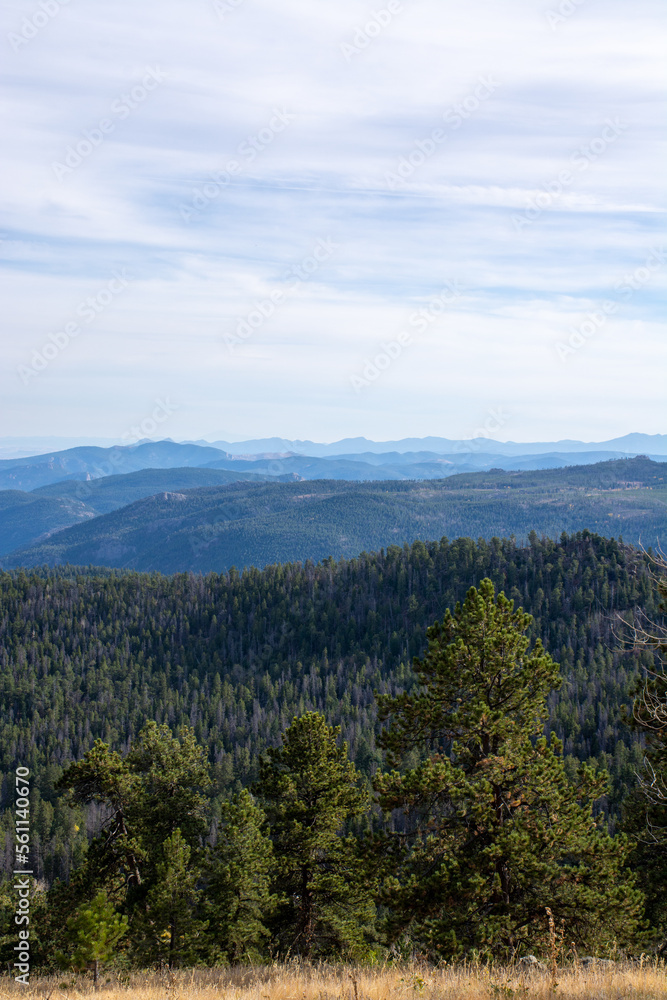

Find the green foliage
[[378, 577, 562, 763], [56, 740, 144, 894], [0, 878, 13, 961], [256, 712, 376, 958], [55, 722, 210, 913], [124, 721, 212, 852], [203, 790, 276, 963], [376, 579, 643, 959], [130, 829, 207, 969], [57, 891, 128, 982], [1, 532, 663, 965], [0, 876, 54, 970], [0, 532, 659, 887]]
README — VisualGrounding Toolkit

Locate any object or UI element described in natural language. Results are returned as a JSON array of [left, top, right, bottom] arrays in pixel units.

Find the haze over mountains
[[0, 433, 666, 492], [3, 432, 667, 463], [202, 432, 667, 458]]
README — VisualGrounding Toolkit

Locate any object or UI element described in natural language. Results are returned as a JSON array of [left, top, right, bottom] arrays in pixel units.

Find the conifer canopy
[[376, 579, 642, 958]]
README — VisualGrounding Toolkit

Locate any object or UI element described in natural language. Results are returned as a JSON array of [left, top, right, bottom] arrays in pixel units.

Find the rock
[[518, 956, 546, 971], [580, 957, 615, 967]]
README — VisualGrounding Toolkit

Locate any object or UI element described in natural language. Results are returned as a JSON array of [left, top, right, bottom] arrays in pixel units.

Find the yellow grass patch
[[2, 962, 666, 1000]]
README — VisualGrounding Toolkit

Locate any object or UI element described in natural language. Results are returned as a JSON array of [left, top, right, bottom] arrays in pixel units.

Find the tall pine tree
[[131, 829, 207, 969], [256, 712, 375, 958], [376, 578, 643, 959], [203, 790, 276, 963], [55, 722, 211, 941]]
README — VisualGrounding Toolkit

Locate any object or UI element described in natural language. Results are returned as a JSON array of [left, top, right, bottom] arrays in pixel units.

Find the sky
[[1, 0, 665, 446]]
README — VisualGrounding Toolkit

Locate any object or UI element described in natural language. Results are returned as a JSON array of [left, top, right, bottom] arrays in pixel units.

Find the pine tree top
[[379, 578, 562, 764]]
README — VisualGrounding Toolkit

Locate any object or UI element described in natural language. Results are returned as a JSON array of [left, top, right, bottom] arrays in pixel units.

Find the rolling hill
[[3, 457, 666, 574], [0, 467, 288, 556]]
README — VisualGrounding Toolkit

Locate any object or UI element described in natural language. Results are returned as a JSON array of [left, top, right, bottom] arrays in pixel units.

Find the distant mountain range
[[198, 432, 667, 457], [3, 456, 666, 574], [0, 435, 666, 493]]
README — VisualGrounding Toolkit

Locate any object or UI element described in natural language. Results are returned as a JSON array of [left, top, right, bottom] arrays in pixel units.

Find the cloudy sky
[[1, 0, 665, 445]]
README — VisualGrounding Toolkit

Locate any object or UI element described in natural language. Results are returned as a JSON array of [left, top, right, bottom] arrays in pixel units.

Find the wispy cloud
[[0, 0, 665, 442]]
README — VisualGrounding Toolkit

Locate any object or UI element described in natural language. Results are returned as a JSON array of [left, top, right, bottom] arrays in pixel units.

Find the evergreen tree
[[0, 877, 50, 970], [203, 790, 276, 963], [57, 891, 128, 984], [55, 741, 144, 894], [376, 578, 643, 959], [131, 829, 207, 969], [53, 722, 210, 940], [0, 879, 13, 965], [256, 712, 375, 958], [124, 722, 211, 853], [0, 534, 660, 968], [55, 723, 211, 923]]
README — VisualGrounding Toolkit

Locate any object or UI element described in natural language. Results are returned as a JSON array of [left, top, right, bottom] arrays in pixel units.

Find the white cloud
[[0, 0, 665, 441]]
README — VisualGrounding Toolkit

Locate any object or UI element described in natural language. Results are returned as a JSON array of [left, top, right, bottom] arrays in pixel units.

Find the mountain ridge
[[1, 435, 665, 491], [202, 432, 667, 456], [4, 456, 666, 575]]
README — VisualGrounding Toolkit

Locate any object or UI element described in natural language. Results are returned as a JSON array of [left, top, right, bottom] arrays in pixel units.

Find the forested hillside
[[0, 467, 283, 557], [0, 531, 659, 886], [3, 456, 666, 572]]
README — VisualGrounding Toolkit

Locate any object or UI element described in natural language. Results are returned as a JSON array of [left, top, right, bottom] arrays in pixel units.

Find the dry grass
[[2, 961, 666, 1000]]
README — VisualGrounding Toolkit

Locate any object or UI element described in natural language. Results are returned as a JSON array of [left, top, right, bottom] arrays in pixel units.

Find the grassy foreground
[[2, 962, 667, 1000]]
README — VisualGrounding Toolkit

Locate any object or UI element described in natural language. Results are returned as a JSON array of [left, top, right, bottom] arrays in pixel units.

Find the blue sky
[[1, 0, 665, 445]]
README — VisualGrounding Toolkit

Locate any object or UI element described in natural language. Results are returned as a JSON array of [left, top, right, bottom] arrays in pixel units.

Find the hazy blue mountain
[[4, 457, 666, 575], [207, 449, 667, 480], [0, 441, 230, 490], [203, 455, 408, 480], [324, 450, 645, 471], [4, 435, 665, 495], [207, 433, 667, 457], [321, 450, 459, 467], [0, 490, 33, 512]]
